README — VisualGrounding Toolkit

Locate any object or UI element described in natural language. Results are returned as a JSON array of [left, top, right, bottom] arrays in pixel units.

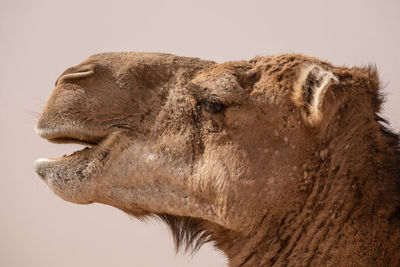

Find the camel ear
[[292, 64, 338, 126]]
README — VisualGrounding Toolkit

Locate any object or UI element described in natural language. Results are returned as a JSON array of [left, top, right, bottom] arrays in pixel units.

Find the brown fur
[[35, 52, 400, 266]]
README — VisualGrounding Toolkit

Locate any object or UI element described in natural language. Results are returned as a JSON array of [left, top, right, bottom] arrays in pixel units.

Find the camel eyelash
[[198, 99, 226, 113]]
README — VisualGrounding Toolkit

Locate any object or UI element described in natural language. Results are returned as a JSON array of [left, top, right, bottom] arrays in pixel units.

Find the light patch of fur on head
[[292, 64, 338, 126]]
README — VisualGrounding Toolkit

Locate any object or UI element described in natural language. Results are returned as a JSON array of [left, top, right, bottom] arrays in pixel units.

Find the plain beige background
[[1, 0, 399, 266]]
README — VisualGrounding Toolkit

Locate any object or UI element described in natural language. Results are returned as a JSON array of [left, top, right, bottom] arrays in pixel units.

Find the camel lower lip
[[34, 158, 55, 180], [34, 145, 93, 179]]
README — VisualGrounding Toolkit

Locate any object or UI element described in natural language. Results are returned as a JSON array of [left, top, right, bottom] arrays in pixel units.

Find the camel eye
[[199, 99, 226, 113]]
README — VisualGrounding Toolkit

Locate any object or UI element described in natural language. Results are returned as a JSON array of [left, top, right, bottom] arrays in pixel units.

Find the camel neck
[[217, 142, 400, 266], [218, 186, 400, 266]]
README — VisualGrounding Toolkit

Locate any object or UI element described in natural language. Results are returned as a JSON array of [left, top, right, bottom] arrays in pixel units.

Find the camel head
[[35, 52, 400, 265]]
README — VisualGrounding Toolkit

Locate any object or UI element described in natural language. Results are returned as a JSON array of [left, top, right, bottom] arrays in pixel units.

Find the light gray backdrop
[[1, 0, 399, 266]]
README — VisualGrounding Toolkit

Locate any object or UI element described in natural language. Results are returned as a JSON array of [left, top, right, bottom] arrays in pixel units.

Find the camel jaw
[[34, 126, 103, 172], [34, 126, 118, 204]]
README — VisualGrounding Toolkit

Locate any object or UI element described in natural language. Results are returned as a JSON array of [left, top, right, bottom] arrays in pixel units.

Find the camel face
[[35, 52, 400, 266], [35, 52, 190, 208], [34, 52, 337, 226]]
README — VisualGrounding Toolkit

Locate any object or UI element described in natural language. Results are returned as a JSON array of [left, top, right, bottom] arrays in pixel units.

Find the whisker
[[25, 109, 41, 120]]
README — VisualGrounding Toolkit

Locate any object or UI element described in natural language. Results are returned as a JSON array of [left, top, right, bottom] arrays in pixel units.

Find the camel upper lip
[[36, 127, 105, 146]]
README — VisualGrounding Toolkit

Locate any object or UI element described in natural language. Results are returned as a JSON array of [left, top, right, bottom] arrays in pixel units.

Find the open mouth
[[34, 127, 111, 203], [34, 127, 110, 185], [35, 128, 106, 161], [47, 136, 100, 146]]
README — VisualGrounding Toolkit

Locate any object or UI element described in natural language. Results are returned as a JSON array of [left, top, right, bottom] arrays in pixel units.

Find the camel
[[35, 52, 400, 266]]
